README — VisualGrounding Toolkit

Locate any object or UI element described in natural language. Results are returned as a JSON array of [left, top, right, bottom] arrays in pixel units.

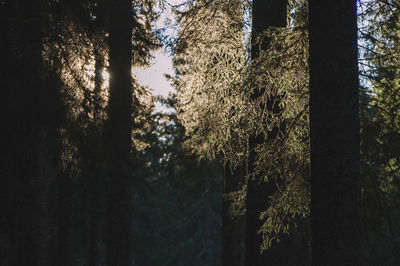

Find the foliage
[[173, 0, 251, 165], [173, 0, 311, 251], [358, 0, 400, 263], [13, 0, 162, 264], [3, 0, 400, 264], [251, 1, 310, 251], [133, 96, 223, 266]]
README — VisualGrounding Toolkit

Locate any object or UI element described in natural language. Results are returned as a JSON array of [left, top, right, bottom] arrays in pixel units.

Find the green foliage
[[358, 0, 400, 263], [132, 96, 223, 266], [37, 0, 163, 264], [251, 2, 310, 250], [173, 0, 310, 252], [174, 0, 252, 166]]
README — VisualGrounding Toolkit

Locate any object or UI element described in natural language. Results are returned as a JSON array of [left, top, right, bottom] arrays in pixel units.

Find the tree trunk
[[87, 46, 105, 266], [105, 0, 134, 265], [0, 2, 18, 265], [244, 1, 287, 265], [55, 170, 73, 266], [308, 0, 361, 264], [222, 162, 245, 266], [9, 1, 60, 265]]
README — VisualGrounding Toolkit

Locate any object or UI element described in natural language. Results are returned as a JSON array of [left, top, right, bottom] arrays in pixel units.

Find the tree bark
[[104, 0, 134, 265], [245, 1, 287, 265], [308, 0, 361, 265]]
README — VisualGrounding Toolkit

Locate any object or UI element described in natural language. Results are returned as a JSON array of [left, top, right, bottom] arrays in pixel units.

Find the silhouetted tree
[[308, 0, 361, 264], [172, 1, 249, 264], [223, 162, 245, 266], [3, 0, 62, 265], [245, 1, 287, 265], [104, 0, 135, 265]]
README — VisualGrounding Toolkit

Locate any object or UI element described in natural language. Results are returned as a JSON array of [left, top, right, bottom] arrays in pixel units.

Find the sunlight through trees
[[1, 0, 400, 265]]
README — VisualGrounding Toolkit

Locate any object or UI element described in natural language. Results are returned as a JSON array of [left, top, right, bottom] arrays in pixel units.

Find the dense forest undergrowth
[[1, 0, 400, 265]]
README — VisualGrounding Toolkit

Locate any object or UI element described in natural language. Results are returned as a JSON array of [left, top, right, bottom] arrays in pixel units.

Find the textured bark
[[222, 162, 245, 266], [244, 1, 287, 265], [308, 0, 361, 265], [105, 0, 134, 265]]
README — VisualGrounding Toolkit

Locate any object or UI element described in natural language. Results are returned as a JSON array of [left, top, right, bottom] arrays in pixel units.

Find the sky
[[133, 0, 188, 94], [133, 50, 175, 98], [132, 0, 187, 112]]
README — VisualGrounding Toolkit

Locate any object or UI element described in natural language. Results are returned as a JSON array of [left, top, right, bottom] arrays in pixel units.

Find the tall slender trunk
[[9, 1, 60, 265], [222, 162, 245, 266], [308, 0, 361, 265], [245, 1, 287, 265], [105, 0, 134, 265], [87, 5, 106, 265], [0, 2, 18, 265], [53, 52, 71, 266], [55, 170, 73, 266], [87, 46, 105, 266]]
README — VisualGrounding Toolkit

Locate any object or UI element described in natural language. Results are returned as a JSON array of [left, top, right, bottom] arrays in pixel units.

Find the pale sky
[[133, 0, 187, 98], [132, 0, 187, 112], [133, 50, 175, 98]]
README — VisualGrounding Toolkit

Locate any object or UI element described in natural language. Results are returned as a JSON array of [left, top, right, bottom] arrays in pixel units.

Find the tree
[[173, 1, 250, 265], [1, 0, 63, 265], [358, 0, 400, 263], [30, 0, 159, 264], [308, 0, 361, 264], [245, 0, 287, 265], [223, 162, 246, 266], [104, 0, 135, 264], [173, 2, 310, 264], [130, 95, 223, 265]]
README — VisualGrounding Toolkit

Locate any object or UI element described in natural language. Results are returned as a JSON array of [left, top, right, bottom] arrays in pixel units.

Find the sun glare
[[102, 69, 110, 89], [102, 69, 109, 80]]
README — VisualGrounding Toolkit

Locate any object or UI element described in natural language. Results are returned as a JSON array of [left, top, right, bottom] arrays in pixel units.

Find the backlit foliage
[[174, 0, 251, 166], [253, 23, 310, 251], [174, 0, 311, 250]]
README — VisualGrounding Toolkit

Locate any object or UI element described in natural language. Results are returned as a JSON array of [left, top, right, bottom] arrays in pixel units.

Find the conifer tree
[[104, 0, 135, 264], [308, 0, 361, 264], [223, 162, 245, 266], [173, 1, 249, 264], [358, 0, 400, 263], [3, 0, 62, 265], [245, 1, 287, 265]]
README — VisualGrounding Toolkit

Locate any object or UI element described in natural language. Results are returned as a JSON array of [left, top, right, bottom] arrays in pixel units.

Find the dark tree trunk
[[222, 162, 245, 266], [244, 1, 287, 265], [86, 155, 103, 266], [0, 2, 18, 265], [87, 46, 105, 266], [8, 1, 60, 265], [308, 0, 361, 265], [104, 0, 134, 265], [55, 170, 73, 266]]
